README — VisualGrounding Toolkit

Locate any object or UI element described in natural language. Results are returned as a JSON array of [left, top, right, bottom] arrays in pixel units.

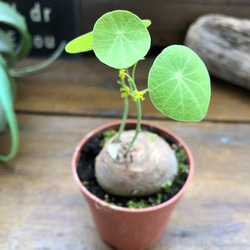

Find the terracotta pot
[[72, 120, 194, 250]]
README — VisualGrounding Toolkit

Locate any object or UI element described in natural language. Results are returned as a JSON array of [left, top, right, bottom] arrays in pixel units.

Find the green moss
[[156, 193, 162, 204], [100, 130, 117, 147], [176, 148, 189, 174], [127, 199, 149, 209]]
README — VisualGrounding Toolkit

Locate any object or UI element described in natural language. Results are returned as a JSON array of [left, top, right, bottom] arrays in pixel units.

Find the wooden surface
[[0, 57, 250, 250]]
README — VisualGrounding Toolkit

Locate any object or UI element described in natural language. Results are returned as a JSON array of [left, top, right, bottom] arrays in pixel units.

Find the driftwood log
[[185, 14, 250, 90]]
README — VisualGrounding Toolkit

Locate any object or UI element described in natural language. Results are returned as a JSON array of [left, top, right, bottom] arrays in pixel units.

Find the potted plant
[[66, 10, 210, 250], [0, 1, 65, 161]]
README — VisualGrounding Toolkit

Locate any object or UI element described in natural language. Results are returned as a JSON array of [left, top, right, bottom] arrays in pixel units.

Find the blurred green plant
[[0, 2, 65, 161]]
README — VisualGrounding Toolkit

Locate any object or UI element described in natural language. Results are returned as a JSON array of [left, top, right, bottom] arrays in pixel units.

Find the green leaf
[[148, 45, 211, 121], [0, 58, 19, 161], [92, 10, 151, 69], [0, 1, 31, 63], [11, 40, 66, 77], [0, 28, 15, 63], [0, 106, 7, 133], [65, 20, 151, 55], [142, 19, 151, 28], [65, 32, 93, 54]]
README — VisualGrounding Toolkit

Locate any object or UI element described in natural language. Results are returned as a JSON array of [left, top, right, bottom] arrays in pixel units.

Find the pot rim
[[72, 119, 194, 213]]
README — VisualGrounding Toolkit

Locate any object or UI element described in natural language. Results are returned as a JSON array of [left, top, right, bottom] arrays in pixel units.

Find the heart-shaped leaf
[[148, 45, 211, 121], [92, 10, 151, 69]]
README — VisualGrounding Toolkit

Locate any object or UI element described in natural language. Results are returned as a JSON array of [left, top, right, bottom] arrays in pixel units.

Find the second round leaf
[[148, 45, 211, 121]]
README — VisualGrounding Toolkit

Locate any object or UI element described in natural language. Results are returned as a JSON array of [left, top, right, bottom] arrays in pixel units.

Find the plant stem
[[116, 64, 142, 155], [125, 72, 137, 92], [124, 66, 142, 155], [132, 61, 138, 81], [126, 68, 134, 93], [125, 99, 142, 155], [116, 77, 128, 142]]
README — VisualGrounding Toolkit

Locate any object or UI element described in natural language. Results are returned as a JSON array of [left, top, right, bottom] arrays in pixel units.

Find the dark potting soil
[[77, 127, 189, 208]]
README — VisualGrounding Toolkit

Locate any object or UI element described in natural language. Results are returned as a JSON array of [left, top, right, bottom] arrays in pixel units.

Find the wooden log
[[184, 14, 250, 90]]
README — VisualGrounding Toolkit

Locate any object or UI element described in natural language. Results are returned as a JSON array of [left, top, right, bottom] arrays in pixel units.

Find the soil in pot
[[76, 125, 189, 209]]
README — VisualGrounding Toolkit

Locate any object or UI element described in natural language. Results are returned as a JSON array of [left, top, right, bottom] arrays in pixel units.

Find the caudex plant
[[0, 2, 65, 161], [66, 10, 210, 198]]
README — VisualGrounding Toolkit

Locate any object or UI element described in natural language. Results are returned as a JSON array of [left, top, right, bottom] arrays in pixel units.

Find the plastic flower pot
[[72, 120, 194, 250]]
